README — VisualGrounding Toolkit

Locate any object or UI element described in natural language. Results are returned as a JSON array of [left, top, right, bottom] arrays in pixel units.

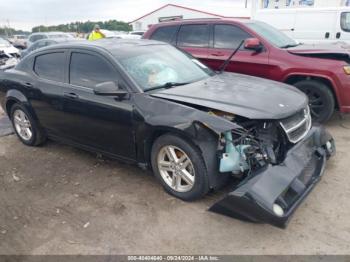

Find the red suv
[[144, 18, 350, 122]]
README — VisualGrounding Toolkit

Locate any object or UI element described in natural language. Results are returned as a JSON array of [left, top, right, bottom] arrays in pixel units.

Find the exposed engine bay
[[207, 108, 310, 178], [204, 107, 335, 228]]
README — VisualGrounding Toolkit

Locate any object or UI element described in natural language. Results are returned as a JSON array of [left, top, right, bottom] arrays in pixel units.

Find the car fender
[[133, 93, 240, 188], [282, 72, 341, 106], [5, 89, 37, 120]]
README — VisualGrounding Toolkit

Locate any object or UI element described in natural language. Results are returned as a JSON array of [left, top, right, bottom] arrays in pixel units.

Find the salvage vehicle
[[8, 34, 28, 49], [0, 37, 20, 70], [143, 18, 350, 122], [27, 32, 74, 47], [21, 38, 80, 58], [0, 39, 335, 228]]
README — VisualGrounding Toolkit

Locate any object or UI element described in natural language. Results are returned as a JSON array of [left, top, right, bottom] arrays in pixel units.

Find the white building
[[258, 0, 350, 9], [129, 4, 250, 31]]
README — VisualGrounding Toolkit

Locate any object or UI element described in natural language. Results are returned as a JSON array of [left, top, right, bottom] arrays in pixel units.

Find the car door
[[176, 24, 210, 63], [60, 50, 136, 159], [29, 50, 68, 136], [206, 24, 270, 78]]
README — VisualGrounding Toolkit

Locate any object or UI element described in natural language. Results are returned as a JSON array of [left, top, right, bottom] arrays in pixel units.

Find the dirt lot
[[0, 113, 349, 255]]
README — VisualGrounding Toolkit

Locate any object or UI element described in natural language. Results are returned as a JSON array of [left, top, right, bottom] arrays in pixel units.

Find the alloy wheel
[[13, 109, 33, 141], [303, 88, 324, 119], [157, 145, 195, 193]]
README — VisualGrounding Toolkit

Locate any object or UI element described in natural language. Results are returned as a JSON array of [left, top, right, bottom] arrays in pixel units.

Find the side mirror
[[94, 81, 128, 99], [244, 38, 263, 52]]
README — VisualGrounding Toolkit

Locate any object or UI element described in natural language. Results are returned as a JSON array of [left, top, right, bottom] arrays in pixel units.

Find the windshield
[[117, 45, 214, 91], [341, 12, 350, 32], [246, 21, 298, 48]]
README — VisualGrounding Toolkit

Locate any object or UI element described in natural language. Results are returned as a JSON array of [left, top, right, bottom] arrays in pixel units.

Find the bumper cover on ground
[[209, 126, 335, 228]]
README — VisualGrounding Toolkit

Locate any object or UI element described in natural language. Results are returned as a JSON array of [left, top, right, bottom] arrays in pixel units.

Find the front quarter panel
[[133, 93, 241, 188]]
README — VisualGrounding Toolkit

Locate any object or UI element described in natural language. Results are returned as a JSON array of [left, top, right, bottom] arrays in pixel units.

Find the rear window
[[34, 52, 65, 82], [30, 35, 45, 43], [150, 26, 178, 43], [214, 24, 251, 49], [177, 24, 209, 48]]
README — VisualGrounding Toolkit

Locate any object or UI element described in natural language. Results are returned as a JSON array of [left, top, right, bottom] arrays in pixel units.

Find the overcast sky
[[0, 0, 252, 31]]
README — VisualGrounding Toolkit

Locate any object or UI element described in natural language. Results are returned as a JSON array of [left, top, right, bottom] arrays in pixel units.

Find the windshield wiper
[[218, 40, 245, 74], [145, 82, 189, 92]]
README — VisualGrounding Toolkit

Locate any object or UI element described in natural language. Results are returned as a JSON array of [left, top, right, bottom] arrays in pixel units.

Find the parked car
[[144, 18, 350, 122], [0, 39, 335, 228], [0, 37, 20, 70], [129, 30, 145, 36], [253, 7, 350, 44], [21, 38, 80, 58], [8, 34, 28, 49], [27, 32, 74, 46]]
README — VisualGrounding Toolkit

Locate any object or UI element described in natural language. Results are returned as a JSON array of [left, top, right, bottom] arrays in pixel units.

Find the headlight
[[343, 65, 350, 75]]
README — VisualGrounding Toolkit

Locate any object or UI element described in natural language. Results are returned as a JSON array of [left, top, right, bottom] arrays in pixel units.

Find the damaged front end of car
[[0, 51, 19, 71], [209, 106, 335, 228]]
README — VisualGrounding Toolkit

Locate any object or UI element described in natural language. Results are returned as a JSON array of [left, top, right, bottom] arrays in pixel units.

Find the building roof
[[129, 4, 229, 24]]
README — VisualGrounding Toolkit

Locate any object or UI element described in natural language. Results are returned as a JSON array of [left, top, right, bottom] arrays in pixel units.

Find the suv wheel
[[151, 134, 209, 201], [10, 104, 46, 146], [294, 80, 335, 123]]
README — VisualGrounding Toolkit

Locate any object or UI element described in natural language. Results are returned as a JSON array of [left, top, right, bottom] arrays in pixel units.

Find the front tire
[[293, 80, 335, 123], [151, 134, 209, 201], [10, 103, 46, 146]]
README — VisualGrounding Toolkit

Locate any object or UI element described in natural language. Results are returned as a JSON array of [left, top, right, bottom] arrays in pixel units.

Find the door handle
[[23, 82, 33, 88], [63, 92, 79, 99], [325, 32, 330, 39], [211, 52, 225, 57], [336, 32, 341, 39]]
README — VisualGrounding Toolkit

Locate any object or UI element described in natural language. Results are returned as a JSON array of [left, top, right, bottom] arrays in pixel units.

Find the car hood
[[0, 45, 20, 55], [150, 73, 307, 120], [288, 42, 350, 60]]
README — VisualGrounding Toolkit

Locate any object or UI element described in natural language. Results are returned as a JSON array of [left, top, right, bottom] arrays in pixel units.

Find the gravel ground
[[0, 113, 349, 255]]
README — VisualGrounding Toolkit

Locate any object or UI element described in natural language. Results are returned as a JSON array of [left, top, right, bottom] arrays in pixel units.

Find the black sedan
[[0, 39, 335, 228]]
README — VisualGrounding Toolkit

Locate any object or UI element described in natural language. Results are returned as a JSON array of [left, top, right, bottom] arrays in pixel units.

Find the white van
[[253, 7, 350, 44]]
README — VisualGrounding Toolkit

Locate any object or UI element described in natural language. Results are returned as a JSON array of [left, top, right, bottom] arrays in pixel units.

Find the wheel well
[[284, 75, 339, 109], [5, 99, 18, 116], [144, 128, 205, 166]]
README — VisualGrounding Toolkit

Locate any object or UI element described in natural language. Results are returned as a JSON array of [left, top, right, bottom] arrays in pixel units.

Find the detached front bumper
[[210, 126, 335, 229]]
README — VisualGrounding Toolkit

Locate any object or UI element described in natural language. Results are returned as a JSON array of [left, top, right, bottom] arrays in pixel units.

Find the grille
[[280, 107, 312, 144]]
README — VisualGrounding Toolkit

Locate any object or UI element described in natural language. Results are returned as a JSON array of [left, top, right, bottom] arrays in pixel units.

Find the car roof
[[38, 38, 167, 55], [151, 17, 251, 27], [30, 32, 68, 36], [34, 37, 76, 43]]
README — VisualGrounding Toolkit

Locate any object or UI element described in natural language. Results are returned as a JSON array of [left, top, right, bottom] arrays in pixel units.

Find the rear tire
[[293, 80, 335, 123], [10, 103, 46, 146], [151, 134, 209, 201]]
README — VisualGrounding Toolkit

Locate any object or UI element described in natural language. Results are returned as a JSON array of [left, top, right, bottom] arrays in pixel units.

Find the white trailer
[[253, 7, 350, 44]]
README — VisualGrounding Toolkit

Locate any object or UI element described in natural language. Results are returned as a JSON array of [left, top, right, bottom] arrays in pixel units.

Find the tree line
[[0, 27, 29, 36], [0, 20, 132, 37], [32, 20, 132, 33]]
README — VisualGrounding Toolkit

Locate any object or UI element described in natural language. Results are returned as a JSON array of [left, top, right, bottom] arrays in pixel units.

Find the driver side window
[[214, 24, 251, 49], [69, 52, 117, 89]]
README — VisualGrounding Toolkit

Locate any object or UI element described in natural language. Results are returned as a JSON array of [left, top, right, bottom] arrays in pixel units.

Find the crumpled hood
[[288, 42, 350, 57], [0, 45, 20, 56], [150, 73, 307, 120]]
